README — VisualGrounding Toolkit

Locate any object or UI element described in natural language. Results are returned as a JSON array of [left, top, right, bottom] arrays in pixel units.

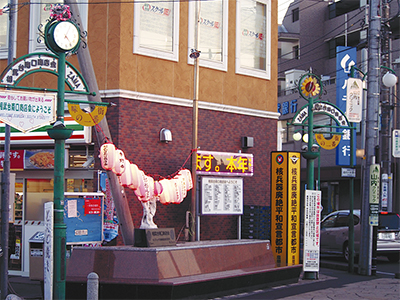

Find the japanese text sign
[[346, 78, 363, 123], [0, 90, 56, 133], [336, 46, 357, 166], [0, 149, 24, 170], [84, 197, 102, 215], [303, 189, 321, 273], [369, 164, 380, 226], [196, 150, 253, 176], [201, 177, 243, 215], [271, 152, 301, 267]]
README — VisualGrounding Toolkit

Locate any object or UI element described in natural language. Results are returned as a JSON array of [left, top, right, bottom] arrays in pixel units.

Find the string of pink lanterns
[[99, 143, 193, 205]]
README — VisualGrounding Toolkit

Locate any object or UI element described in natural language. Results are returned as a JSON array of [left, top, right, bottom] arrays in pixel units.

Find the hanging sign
[[68, 103, 107, 126], [315, 133, 341, 150], [346, 78, 363, 123], [0, 90, 56, 133]]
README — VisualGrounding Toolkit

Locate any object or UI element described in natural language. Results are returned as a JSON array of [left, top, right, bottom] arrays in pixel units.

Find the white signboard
[[346, 78, 363, 123], [201, 177, 243, 215], [44, 202, 53, 300], [393, 129, 400, 158], [341, 168, 356, 178], [369, 164, 380, 226], [0, 90, 56, 133], [303, 190, 321, 273]]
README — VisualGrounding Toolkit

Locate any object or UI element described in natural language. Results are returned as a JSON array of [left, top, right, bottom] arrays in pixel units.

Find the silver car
[[320, 210, 400, 262]]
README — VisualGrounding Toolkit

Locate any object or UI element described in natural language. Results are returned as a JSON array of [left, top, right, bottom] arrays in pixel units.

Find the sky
[[278, 0, 294, 24]]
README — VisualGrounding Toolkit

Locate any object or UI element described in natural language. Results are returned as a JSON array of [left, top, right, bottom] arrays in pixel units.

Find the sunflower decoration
[[299, 74, 322, 101]]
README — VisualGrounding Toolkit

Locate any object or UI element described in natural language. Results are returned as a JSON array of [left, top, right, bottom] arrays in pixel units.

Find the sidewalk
[[5, 264, 400, 300], [228, 267, 400, 300]]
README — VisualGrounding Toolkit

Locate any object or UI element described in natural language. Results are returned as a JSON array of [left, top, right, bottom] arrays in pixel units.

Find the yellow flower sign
[[299, 74, 322, 101]]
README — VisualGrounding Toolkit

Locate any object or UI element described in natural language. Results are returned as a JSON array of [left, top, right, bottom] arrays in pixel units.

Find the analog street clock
[[46, 21, 80, 53]]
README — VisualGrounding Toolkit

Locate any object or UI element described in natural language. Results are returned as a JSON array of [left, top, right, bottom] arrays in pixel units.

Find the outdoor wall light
[[382, 72, 398, 88], [160, 128, 172, 143], [241, 136, 254, 148]]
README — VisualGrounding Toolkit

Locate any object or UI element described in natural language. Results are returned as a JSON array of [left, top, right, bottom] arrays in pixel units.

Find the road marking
[[376, 271, 395, 276]]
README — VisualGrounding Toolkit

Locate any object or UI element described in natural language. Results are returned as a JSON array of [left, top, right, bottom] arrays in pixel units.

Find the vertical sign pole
[[53, 51, 67, 300], [44, 202, 54, 300]]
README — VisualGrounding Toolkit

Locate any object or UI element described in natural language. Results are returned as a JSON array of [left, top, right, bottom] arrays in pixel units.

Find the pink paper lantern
[[112, 149, 126, 175], [128, 163, 141, 190], [159, 179, 173, 205], [119, 160, 133, 187], [99, 143, 117, 170], [134, 171, 156, 202], [178, 169, 193, 190]]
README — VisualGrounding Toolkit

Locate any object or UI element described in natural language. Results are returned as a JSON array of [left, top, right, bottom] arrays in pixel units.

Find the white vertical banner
[[346, 78, 363, 123], [44, 202, 54, 300], [393, 129, 400, 158], [303, 190, 322, 273]]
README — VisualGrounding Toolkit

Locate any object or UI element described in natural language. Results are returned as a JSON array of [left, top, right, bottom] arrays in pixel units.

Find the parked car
[[320, 210, 400, 262]]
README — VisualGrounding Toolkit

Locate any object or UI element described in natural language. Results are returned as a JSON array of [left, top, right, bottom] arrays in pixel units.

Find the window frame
[[292, 8, 299, 22], [187, 0, 228, 71], [133, 0, 180, 62], [29, 1, 88, 53], [0, 0, 17, 60], [235, 0, 271, 80]]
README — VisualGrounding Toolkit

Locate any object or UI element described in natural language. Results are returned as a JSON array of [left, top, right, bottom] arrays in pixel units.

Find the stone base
[[66, 240, 302, 299]]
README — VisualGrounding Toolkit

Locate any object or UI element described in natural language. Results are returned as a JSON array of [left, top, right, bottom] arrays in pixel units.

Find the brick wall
[[95, 98, 277, 242]]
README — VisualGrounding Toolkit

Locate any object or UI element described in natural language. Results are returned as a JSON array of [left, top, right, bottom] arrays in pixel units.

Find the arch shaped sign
[[292, 101, 349, 127], [291, 101, 350, 150], [0, 52, 89, 92]]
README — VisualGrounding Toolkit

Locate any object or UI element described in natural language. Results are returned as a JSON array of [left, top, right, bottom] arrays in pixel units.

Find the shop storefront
[[1, 117, 97, 276]]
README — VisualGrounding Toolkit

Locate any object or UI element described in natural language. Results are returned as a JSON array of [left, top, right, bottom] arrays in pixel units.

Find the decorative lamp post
[[297, 73, 322, 280], [43, 5, 81, 299]]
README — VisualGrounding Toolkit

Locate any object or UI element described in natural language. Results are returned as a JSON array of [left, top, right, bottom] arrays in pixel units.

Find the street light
[[382, 72, 398, 88]]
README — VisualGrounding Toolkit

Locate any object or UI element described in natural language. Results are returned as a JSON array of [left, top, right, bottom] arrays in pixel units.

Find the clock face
[[53, 21, 80, 51]]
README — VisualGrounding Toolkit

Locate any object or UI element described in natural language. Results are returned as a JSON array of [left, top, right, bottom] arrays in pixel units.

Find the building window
[[29, 0, 88, 53], [292, 8, 299, 22], [293, 45, 299, 59], [188, 0, 228, 71], [133, 0, 180, 61], [236, 0, 271, 80], [0, 0, 9, 59]]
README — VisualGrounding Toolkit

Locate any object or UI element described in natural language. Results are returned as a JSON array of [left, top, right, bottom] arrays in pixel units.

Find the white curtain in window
[[139, 0, 174, 52], [240, 0, 266, 70]]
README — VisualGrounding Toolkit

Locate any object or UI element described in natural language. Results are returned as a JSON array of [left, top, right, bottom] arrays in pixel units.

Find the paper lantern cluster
[[99, 143, 193, 205]]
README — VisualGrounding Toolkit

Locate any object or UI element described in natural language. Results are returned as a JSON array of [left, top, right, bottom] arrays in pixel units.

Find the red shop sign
[[0, 150, 24, 171], [84, 197, 101, 215]]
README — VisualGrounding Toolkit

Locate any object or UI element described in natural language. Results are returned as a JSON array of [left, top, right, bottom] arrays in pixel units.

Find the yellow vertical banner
[[271, 152, 288, 267], [271, 152, 301, 267], [287, 152, 300, 265]]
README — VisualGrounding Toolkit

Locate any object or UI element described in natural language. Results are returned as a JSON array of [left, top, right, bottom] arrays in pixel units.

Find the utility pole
[[65, 0, 135, 246], [380, 0, 392, 212], [0, 1, 16, 298], [359, 0, 381, 276]]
